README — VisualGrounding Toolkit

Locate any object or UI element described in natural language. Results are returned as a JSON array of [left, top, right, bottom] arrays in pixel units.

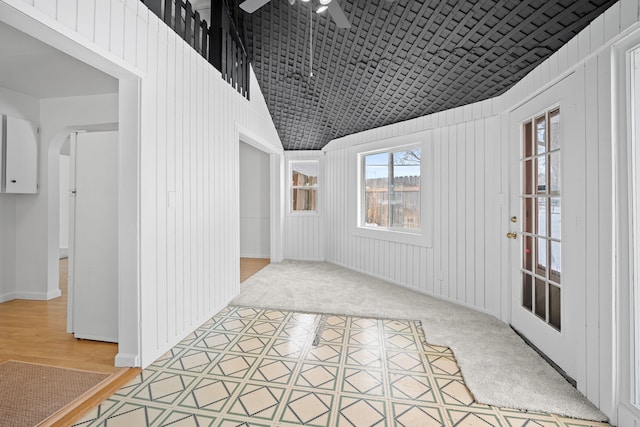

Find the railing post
[[185, 1, 192, 45], [194, 10, 201, 53], [201, 20, 209, 60], [221, 31, 227, 81], [164, 0, 172, 26]]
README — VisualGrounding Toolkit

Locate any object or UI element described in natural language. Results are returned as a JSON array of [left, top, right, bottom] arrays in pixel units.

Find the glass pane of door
[[521, 109, 561, 331]]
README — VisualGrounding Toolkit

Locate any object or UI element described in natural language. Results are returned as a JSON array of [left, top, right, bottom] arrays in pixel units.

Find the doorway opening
[[239, 141, 271, 281]]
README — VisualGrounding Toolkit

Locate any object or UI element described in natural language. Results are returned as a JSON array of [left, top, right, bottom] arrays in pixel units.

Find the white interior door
[[70, 131, 118, 342], [507, 81, 575, 378]]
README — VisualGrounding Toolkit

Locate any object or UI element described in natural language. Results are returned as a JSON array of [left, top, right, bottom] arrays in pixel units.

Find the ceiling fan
[[239, 0, 352, 29]]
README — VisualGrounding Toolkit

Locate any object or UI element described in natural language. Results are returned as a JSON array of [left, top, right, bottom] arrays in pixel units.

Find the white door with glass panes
[[507, 82, 575, 378]]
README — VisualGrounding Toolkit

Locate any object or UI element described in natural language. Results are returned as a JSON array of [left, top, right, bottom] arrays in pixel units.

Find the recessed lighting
[[316, 5, 328, 13]]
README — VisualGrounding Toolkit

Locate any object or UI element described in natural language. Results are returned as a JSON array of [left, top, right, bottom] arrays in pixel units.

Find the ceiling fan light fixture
[[300, 0, 311, 2], [319, 0, 332, 4], [316, 5, 329, 13], [288, 0, 295, 4]]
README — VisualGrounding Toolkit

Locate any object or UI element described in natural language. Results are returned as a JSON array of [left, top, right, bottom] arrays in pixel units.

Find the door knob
[[506, 232, 517, 239]]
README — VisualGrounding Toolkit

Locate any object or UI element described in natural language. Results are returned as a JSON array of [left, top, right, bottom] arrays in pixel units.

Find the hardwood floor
[[0, 258, 118, 374], [0, 257, 269, 374], [240, 257, 270, 282]]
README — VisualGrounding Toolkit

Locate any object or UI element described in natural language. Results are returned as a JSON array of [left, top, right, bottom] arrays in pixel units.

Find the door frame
[[613, 28, 640, 423], [236, 125, 285, 264], [507, 74, 577, 378]]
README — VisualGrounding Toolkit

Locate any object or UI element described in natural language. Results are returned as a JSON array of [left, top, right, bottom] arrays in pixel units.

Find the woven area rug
[[0, 360, 110, 427]]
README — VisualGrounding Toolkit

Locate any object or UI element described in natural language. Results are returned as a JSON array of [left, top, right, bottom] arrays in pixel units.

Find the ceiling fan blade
[[239, 0, 271, 13], [327, 1, 351, 29]]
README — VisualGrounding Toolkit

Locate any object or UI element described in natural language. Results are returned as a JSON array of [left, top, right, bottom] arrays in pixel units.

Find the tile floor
[[74, 306, 611, 427]]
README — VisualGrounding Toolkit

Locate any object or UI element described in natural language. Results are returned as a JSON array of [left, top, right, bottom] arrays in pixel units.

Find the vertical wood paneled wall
[[8, 0, 283, 367], [322, 1, 640, 423], [284, 151, 324, 261], [323, 102, 505, 316]]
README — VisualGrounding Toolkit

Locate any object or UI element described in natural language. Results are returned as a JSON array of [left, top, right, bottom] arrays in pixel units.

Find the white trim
[[236, 124, 285, 263], [327, 259, 496, 317], [114, 352, 140, 367], [11, 289, 61, 300], [612, 26, 640, 425]]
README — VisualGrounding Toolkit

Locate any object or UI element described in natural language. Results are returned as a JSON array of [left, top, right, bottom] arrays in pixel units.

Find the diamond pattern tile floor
[[74, 306, 611, 427]]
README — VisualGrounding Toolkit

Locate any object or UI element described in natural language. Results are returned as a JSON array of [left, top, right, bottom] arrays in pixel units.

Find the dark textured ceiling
[[232, 0, 616, 150]]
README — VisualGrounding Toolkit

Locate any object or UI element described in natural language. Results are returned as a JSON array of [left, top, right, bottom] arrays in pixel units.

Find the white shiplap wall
[[284, 151, 324, 261], [4, 0, 284, 367], [323, 101, 504, 316], [322, 1, 640, 423]]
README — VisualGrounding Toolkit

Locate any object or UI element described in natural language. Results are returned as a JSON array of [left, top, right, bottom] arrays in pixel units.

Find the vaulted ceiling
[[230, 0, 616, 150]]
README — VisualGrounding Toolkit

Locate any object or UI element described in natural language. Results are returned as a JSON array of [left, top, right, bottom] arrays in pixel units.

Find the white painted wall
[[284, 151, 325, 261], [0, 85, 40, 302], [0, 0, 283, 369], [239, 142, 270, 258], [58, 154, 69, 251], [321, 1, 640, 423]]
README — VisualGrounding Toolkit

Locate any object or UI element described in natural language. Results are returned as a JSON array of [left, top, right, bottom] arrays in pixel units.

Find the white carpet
[[232, 260, 607, 422]]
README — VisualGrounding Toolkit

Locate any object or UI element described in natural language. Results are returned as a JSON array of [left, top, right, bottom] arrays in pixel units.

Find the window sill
[[354, 225, 430, 247], [288, 211, 320, 217]]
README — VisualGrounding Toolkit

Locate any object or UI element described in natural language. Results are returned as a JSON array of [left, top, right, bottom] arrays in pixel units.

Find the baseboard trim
[[618, 403, 640, 427], [240, 253, 270, 259], [0, 292, 16, 303], [325, 259, 496, 318], [12, 289, 62, 301], [115, 352, 140, 367]]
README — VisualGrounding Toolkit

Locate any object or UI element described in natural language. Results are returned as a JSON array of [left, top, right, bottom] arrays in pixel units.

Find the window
[[290, 161, 318, 213], [361, 148, 421, 231]]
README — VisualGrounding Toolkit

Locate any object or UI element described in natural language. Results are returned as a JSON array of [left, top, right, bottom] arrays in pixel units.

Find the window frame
[[289, 159, 319, 215], [353, 135, 432, 248]]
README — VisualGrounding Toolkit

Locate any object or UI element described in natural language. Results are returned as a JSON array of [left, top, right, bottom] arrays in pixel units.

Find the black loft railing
[[141, 0, 250, 99]]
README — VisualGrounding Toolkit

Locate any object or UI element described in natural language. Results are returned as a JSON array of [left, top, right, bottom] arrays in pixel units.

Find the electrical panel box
[[1, 114, 39, 194]]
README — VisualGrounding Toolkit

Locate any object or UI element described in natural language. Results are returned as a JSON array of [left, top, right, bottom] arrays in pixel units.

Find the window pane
[[523, 273, 533, 311], [550, 240, 561, 283], [523, 121, 533, 158], [549, 109, 560, 151], [549, 285, 561, 330], [536, 116, 546, 154], [365, 189, 389, 227], [523, 160, 533, 195], [537, 237, 547, 269], [536, 198, 547, 236], [536, 156, 546, 193], [292, 162, 318, 186], [550, 197, 561, 239], [523, 197, 533, 272], [364, 152, 390, 227], [535, 278, 546, 320], [292, 188, 317, 211], [391, 150, 421, 229], [550, 152, 560, 194]]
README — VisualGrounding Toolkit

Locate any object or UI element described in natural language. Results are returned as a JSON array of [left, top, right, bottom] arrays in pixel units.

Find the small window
[[290, 161, 318, 213], [361, 148, 421, 231]]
